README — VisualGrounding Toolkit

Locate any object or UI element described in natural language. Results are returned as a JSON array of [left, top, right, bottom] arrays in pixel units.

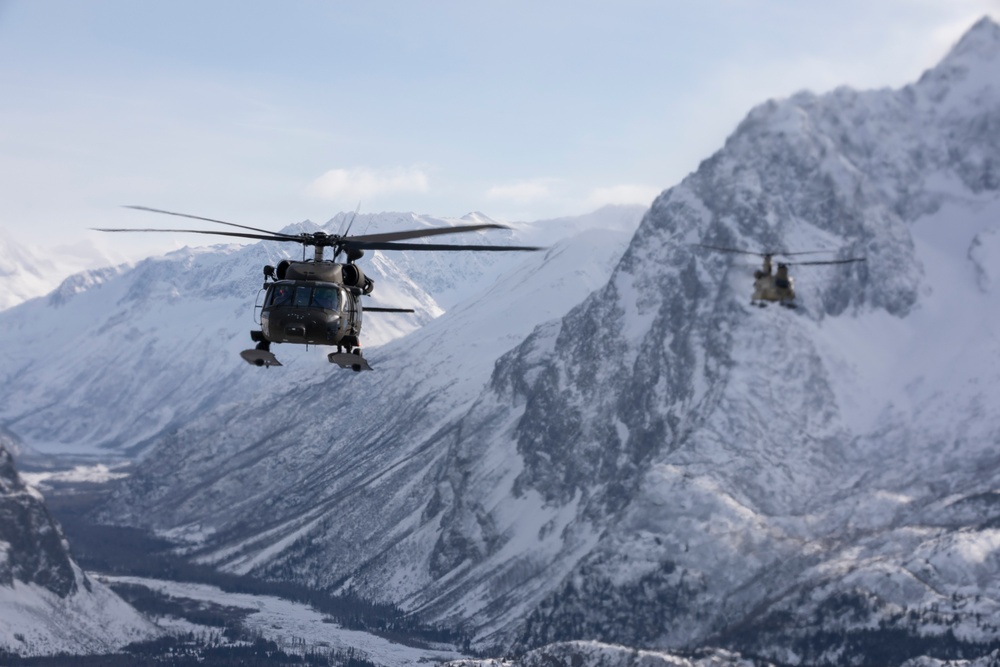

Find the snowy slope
[[0, 209, 642, 459], [99, 215, 642, 591], [0, 444, 158, 656], [326, 206, 645, 308], [0, 210, 605, 458]]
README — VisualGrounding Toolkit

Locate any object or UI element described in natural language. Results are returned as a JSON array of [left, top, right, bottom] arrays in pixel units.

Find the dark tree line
[[48, 495, 464, 648]]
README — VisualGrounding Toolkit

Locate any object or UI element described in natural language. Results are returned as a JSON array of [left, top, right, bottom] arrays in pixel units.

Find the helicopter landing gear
[[240, 333, 283, 367], [240, 347, 283, 367], [327, 349, 372, 372]]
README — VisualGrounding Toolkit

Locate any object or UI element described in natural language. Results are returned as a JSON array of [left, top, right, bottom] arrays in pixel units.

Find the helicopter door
[[343, 289, 361, 335], [253, 288, 267, 325]]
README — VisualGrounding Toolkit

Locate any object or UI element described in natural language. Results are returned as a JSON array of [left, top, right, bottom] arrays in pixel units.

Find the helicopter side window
[[293, 286, 312, 307], [270, 284, 293, 306], [313, 287, 339, 310]]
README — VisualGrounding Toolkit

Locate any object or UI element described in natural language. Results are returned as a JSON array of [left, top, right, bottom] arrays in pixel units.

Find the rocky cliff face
[[87, 16, 1000, 667], [0, 445, 77, 597], [0, 443, 157, 655], [483, 16, 1000, 662]]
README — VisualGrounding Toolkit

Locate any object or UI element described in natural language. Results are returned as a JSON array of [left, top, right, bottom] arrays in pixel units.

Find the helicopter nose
[[284, 324, 307, 338]]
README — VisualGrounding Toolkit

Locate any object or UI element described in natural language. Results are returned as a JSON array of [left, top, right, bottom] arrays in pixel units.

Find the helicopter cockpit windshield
[[267, 283, 341, 311]]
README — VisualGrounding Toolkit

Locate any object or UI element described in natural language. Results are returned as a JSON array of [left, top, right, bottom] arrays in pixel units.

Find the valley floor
[[14, 462, 470, 666], [98, 575, 467, 667]]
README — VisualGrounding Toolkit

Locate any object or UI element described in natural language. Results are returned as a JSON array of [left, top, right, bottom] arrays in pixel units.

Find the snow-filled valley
[[99, 575, 467, 666]]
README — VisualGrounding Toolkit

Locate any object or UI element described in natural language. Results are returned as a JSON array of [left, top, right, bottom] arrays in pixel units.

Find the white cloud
[[308, 166, 430, 200], [586, 184, 661, 208], [485, 180, 552, 203]]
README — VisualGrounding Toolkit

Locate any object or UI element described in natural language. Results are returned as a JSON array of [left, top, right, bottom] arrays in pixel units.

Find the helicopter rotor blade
[[334, 203, 362, 261], [108, 207, 539, 252], [776, 249, 844, 257], [785, 257, 867, 266], [122, 206, 293, 238], [694, 243, 848, 258], [345, 240, 543, 252], [345, 222, 511, 244], [692, 243, 766, 257], [340, 202, 362, 238], [363, 306, 417, 313], [93, 227, 305, 243]]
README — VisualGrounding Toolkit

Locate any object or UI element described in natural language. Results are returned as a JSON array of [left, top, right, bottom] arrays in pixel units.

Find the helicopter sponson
[[275, 259, 373, 295]]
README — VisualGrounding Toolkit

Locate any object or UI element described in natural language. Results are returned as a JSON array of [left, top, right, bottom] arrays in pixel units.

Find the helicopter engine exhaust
[[341, 264, 365, 288], [341, 264, 374, 295]]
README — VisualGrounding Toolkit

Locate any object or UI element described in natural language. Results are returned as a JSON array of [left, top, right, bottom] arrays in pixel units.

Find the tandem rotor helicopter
[[97, 206, 542, 371], [694, 243, 866, 308]]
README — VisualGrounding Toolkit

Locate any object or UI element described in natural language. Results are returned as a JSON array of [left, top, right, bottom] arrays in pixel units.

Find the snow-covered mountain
[[0, 228, 128, 311], [94, 16, 1000, 667], [447, 641, 766, 667], [97, 211, 643, 559], [0, 443, 158, 655], [0, 210, 636, 459]]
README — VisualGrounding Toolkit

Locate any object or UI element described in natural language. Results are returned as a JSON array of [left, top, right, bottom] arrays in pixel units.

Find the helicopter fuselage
[[751, 274, 796, 302], [751, 260, 796, 305], [694, 244, 863, 310], [260, 279, 361, 347]]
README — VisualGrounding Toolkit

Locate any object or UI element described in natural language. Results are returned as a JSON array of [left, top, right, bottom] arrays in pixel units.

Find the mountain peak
[[949, 15, 1000, 61], [916, 16, 1000, 98]]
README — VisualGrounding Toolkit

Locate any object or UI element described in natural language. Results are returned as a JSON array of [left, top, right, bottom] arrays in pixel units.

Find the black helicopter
[[97, 206, 541, 371], [694, 243, 865, 308]]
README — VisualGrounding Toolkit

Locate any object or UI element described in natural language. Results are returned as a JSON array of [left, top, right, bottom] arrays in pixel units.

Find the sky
[[0, 0, 998, 258]]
